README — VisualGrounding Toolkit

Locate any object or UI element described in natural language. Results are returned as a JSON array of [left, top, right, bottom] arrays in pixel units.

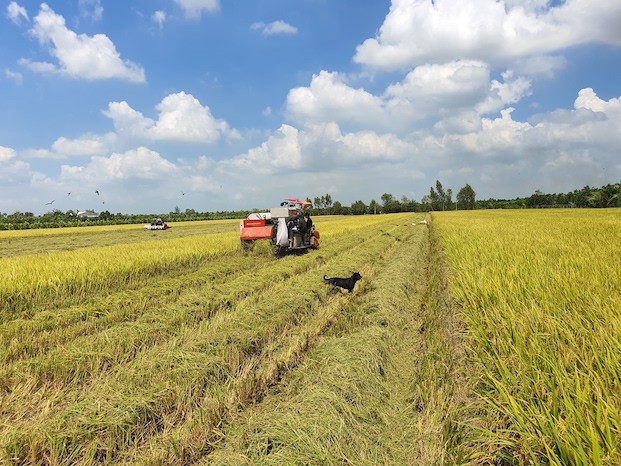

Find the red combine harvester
[[240, 197, 320, 256], [144, 218, 170, 230]]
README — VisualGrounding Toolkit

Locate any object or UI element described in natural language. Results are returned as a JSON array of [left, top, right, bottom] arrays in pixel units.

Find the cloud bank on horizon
[[1, 0, 621, 214]]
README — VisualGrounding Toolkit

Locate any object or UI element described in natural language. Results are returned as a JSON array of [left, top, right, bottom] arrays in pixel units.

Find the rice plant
[[434, 209, 621, 465]]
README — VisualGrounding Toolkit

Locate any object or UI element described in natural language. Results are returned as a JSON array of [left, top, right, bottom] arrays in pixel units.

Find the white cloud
[[25, 3, 145, 82], [0, 146, 17, 162], [251, 20, 298, 36], [286, 63, 534, 135], [51, 134, 114, 157], [104, 92, 240, 144], [384, 60, 491, 124], [511, 55, 567, 78], [150, 92, 239, 143], [152, 10, 166, 28], [61, 147, 177, 182], [224, 122, 415, 177], [7, 1, 28, 25], [174, 0, 220, 19], [574, 88, 621, 115], [0, 146, 30, 183], [286, 71, 385, 129], [354, 0, 621, 70], [103, 101, 154, 139], [226, 124, 302, 174]]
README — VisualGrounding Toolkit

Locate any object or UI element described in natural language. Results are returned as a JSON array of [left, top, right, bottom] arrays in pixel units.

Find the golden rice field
[[434, 208, 621, 465], [2, 209, 620, 465]]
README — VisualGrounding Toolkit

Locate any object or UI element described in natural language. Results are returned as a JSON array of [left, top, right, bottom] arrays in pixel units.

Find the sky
[[1, 0, 621, 215]]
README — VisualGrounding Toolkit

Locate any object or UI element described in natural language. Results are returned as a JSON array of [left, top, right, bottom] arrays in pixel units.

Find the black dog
[[323, 272, 362, 293]]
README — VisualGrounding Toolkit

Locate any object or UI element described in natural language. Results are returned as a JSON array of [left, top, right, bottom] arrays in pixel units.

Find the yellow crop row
[[433, 208, 621, 464], [0, 232, 240, 316], [0, 219, 238, 239]]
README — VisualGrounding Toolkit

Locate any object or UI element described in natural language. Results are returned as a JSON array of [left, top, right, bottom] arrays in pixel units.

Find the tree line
[[2, 182, 621, 230]]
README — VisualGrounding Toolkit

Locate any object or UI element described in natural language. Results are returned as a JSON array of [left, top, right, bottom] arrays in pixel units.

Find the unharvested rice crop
[[433, 209, 621, 465]]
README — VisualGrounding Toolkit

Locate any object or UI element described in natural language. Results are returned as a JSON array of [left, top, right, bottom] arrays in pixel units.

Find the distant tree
[[457, 184, 476, 209], [426, 180, 453, 210], [369, 199, 380, 214], [527, 189, 548, 207], [350, 200, 367, 215], [446, 188, 453, 209], [324, 193, 333, 208], [331, 201, 344, 215], [381, 193, 394, 206], [428, 186, 441, 211]]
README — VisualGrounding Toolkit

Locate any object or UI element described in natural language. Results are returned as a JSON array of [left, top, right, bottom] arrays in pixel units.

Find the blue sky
[[1, 0, 621, 215]]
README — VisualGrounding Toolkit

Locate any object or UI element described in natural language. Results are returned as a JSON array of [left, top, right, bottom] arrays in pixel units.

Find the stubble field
[[1, 214, 461, 465]]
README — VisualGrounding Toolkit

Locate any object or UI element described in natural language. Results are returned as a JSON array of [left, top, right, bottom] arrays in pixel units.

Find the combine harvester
[[240, 197, 320, 256], [144, 218, 170, 230]]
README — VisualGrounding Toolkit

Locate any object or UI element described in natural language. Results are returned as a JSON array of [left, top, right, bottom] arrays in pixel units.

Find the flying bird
[[95, 190, 100, 196], [181, 191, 186, 196], [45, 200, 55, 205], [67, 192, 71, 196]]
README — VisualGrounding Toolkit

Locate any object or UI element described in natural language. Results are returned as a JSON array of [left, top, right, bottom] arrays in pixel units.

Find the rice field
[[433, 208, 621, 465], [2, 209, 619, 465]]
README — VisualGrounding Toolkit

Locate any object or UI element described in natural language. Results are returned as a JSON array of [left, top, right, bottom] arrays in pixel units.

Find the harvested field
[[1, 214, 462, 465]]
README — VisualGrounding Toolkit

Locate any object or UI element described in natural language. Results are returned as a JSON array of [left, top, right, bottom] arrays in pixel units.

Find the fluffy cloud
[[225, 122, 415, 176], [226, 124, 302, 174], [104, 92, 239, 144], [354, 0, 621, 70], [150, 93, 239, 142], [0, 145, 17, 162], [286, 63, 533, 134], [575, 88, 621, 115], [383, 60, 491, 124], [0, 145, 30, 183], [286, 71, 385, 129], [251, 20, 298, 36], [24, 3, 145, 82], [174, 0, 220, 19], [60, 147, 177, 182], [51, 134, 114, 157]]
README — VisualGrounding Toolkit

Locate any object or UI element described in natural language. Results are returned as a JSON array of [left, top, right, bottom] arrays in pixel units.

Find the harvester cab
[[240, 197, 320, 256]]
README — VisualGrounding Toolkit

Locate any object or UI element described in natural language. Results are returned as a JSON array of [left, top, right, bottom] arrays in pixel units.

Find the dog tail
[[323, 275, 329, 281]]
